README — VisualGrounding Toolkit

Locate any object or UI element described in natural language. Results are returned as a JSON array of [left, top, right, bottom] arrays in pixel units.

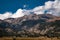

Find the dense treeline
[[0, 20, 60, 37]]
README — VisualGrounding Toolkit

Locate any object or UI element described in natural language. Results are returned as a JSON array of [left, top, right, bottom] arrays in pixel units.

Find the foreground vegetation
[[0, 37, 60, 40]]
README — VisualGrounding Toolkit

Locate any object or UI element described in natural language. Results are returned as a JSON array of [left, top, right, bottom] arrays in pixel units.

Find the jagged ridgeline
[[0, 14, 60, 37]]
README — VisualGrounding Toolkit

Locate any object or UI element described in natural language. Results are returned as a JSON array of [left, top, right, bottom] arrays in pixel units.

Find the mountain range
[[0, 14, 60, 37]]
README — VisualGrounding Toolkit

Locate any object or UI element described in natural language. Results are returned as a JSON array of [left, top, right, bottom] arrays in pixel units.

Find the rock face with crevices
[[0, 14, 60, 37]]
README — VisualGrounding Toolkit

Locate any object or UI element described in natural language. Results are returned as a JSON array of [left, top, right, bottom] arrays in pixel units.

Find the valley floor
[[0, 37, 60, 40]]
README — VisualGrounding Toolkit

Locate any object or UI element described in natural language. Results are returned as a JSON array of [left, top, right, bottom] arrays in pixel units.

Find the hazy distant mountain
[[0, 14, 60, 37]]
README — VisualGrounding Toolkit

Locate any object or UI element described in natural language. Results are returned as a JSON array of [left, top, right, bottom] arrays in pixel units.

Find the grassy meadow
[[0, 37, 60, 40]]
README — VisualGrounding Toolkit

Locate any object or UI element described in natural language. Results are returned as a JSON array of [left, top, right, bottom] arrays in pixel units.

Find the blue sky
[[0, 0, 54, 13]]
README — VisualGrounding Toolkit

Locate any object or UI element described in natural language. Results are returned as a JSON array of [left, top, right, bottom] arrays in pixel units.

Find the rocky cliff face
[[0, 14, 60, 37]]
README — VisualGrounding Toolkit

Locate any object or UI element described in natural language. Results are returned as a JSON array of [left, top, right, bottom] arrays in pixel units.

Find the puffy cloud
[[11, 9, 25, 18], [47, 0, 60, 16], [0, 9, 25, 20], [45, 1, 53, 10], [0, 12, 12, 20], [0, 9, 31, 20], [32, 0, 60, 16], [0, 0, 60, 20], [33, 6, 45, 15]]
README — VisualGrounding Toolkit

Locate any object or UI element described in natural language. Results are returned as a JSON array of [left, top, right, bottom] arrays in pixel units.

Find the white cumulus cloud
[[11, 9, 25, 18], [33, 6, 45, 15], [32, 0, 60, 16], [0, 12, 12, 20], [0, 0, 60, 20]]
